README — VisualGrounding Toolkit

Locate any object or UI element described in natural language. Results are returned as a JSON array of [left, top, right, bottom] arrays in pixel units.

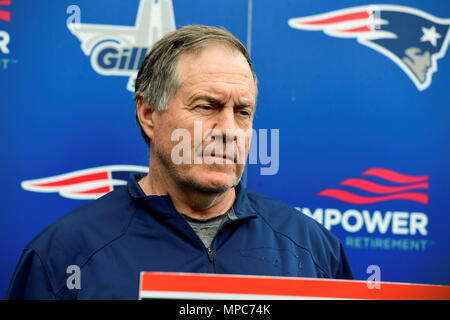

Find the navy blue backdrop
[[1, 0, 449, 296]]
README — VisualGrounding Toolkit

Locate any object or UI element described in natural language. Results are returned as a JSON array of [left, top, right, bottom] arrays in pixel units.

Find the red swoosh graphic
[[71, 185, 112, 195], [0, 10, 10, 22], [33, 172, 108, 187], [340, 178, 429, 194], [0, 0, 11, 5], [318, 189, 428, 205], [339, 25, 372, 33], [362, 168, 428, 184], [300, 11, 369, 25]]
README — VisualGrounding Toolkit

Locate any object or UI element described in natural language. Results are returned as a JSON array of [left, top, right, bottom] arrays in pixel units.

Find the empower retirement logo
[[67, 0, 175, 92], [296, 168, 434, 252], [0, 0, 18, 70]]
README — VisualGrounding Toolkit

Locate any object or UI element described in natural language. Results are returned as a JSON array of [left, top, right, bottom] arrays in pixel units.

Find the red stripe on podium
[[140, 272, 450, 300]]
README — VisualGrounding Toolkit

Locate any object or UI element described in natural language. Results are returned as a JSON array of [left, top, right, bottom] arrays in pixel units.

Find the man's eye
[[237, 110, 251, 117], [197, 105, 213, 111]]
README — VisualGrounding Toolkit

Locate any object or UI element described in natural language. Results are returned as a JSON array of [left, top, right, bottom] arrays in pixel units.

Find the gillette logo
[[91, 45, 148, 74], [68, 0, 175, 91]]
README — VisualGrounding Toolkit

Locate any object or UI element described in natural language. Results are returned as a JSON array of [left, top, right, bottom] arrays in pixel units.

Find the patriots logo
[[288, 5, 450, 91], [21, 165, 148, 200]]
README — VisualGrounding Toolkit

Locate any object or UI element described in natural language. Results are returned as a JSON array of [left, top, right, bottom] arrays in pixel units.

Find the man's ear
[[136, 94, 156, 141]]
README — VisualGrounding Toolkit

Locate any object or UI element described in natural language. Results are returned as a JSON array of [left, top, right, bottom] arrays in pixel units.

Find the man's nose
[[212, 108, 239, 143]]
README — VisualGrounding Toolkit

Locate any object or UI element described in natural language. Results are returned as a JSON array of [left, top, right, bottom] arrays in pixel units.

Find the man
[[5, 25, 353, 300]]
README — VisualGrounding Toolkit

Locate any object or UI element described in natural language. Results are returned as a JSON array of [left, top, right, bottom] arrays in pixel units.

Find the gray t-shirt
[[181, 207, 237, 248]]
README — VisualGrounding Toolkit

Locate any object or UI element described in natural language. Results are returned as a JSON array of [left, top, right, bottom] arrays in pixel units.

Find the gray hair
[[134, 24, 257, 146]]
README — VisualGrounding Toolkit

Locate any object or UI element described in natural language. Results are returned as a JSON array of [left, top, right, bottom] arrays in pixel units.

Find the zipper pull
[[207, 247, 214, 262]]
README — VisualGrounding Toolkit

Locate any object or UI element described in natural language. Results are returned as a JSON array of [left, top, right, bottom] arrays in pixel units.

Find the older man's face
[[151, 45, 256, 193]]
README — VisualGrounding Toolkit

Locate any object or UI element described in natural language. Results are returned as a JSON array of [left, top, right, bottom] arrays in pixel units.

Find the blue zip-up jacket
[[5, 173, 353, 299]]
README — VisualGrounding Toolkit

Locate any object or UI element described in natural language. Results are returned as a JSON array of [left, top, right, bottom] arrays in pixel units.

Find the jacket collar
[[127, 173, 258, 220]]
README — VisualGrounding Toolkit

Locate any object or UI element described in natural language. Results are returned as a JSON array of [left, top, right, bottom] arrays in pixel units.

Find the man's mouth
[[204, 152, 235, 163]]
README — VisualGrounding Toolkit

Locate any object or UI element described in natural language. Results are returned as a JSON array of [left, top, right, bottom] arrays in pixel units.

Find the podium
[[139, 272, 450, 300]]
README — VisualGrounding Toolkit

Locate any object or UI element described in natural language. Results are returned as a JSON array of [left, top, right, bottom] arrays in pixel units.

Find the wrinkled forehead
[[178, 44, 251, 72], [175, 44, 257, 97]]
